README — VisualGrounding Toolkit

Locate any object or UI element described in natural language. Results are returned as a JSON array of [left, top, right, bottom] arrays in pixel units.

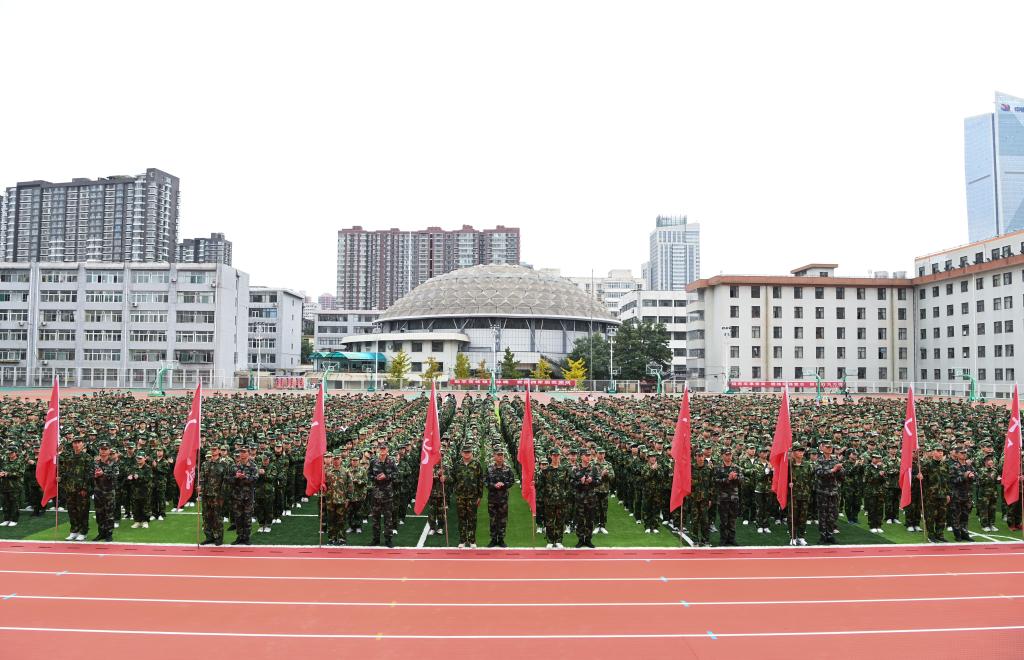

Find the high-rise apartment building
[[646, 215, 700, 291], [336, 224, 520, 309], [965, 92, 1024, 242], [177, 232, 232, 265], [1, 169, 179, 263]]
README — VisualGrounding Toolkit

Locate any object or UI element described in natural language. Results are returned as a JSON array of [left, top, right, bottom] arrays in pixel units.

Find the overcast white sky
[[2, 1, 1023, 296]]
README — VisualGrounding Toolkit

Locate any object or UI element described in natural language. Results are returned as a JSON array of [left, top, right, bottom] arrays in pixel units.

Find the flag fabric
[[898, 386, 919, 509], [35, 377, 60, 507], [518, 382, 537, 516], [769, 387, 793, 508], [303, 381, 327, 496], [173, 383, 202, 508], [413, 380, 442, 514], [669, 386, 692, 512], [1003, 384, 1022, 505]]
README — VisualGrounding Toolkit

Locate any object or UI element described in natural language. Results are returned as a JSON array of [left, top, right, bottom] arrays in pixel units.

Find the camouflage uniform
[[452, 456, 484, 546], [751, 455, 773, 530], [324, 461, 353, 545], [255, 457, 277, 530], [862, 458, 887, 530], [920, 453, 950, 542], [0, 450, 25, 524], [367, 455, 398, 546], [63, 448, 95, 537], [126, 457, 153, 524], [593, 455, 614, 530], [230, 458, 259, 544], [789, 456, 813, 542], [538, 461, 570, 545], [714, 459, 743, 545], [814, 452, 844, 544], [572, 461, 602, 547], [949, 458, 975, 542], [688, 458, 713, 545], [200, 453, 228, 544], [640, 460, 664, 531], [92, 452, 119, 540], [485, 460, 515, 546], [976, 460, 1000, 529]]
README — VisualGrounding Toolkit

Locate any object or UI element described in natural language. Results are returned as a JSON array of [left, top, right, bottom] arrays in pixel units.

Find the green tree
[[561, 356, 587, 390], [530, 356, 553, 379], [568, 333, 610, 380], [301, 336, 314, 364], [422, 356, 442, 382], [613, 319, 671, 381], [500, 347, 519, 379], [454, 352, 471, 379], [475, 359, 491, 379], [387, 350, 410, 387]]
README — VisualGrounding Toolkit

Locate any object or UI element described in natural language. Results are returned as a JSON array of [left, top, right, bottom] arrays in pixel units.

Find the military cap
[[870, 452, 882, 459], [219, 444, 229, 451], [136, 451, 147, 458], [792, 444, 805, 451], [97, 441, 111, 449], [548, 446, 560, 456], [819, 439, 832, 446], [721, 447, 733, 454]]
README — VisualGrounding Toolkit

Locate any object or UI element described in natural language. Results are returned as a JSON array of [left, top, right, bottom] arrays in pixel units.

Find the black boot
[[487, 538, 498, 548]]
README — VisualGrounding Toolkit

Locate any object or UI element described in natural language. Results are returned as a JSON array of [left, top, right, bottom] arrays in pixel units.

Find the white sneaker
[[302, 497, 309, 503], [399, 520, 405, 526], [295, 503, 302, 509], [0, 521, 9, 527], [991, 526, 999, 531], [799, 538, 807, 546], [131, 522, 141, 529], [458, 543, 465, 549], [113, 522, 119, 528], [285, 510, 292, 516], [64, 531, 76, 539], [644, 529, 651, 534], [653, 529, 659, 534], [157, 516, 164, 521], [57, 507, 66, 512], [789, 539, 798, 546], [6, 521, 16, 527], [555, 543, 564, 549], [428, 529, 435, 536], [600, 527, 608, 534], [223, 517, 229, 523], [946, 526, 953, 532], [470, 543, 477, 548], [536, 527, 543, 533], [141, 522, 149, 529], [149, 516, 155, 521], [742, 520, 749, 525], [564, 526, 571, 534], [76, 533, 86, 541], [546, 543, 554, 549], [756, 527, 763, 533], [391, 529, 398, 535], [187, 502, 195, 507]]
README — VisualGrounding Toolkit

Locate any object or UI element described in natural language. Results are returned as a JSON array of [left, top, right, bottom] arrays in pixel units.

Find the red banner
[[729, 380, 843, 389], [450, 379, 575, 387]]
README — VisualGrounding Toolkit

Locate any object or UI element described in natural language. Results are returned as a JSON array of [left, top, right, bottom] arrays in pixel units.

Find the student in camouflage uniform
[[0, 445, 25, 526], [752, 446, 773, 533], [688, 450, 713, 546], [788, 444, 813, 545], [92, 441, 118, 541], [255, 452, 276, 533], [230, 446, 259, 545], [840, 448, 863, 524], [271, 442, 289, 524], [150, 446, 171, 521], [427, 462, 446, 536], [948, 446, 975, 542], [814, 440, 843, 545], [882, 445, 901, 525], [367, 441, 398, 547], [62, 437, 94, 540], [324, 452, 353, 545], [485, 448, 515, 547], [740, 443, 757, 525], [348, 454, 368, 533], [976, 454, 1000, 531], [452, 445, 483, 548], [199, 445, 228, 545], [920, 445, 950, 542], [572, 450, 602, 548], [862, 452, 887, 533], [714, 447, 743, 546], [641, 451, 664, 533], [126, 451, 153, 529], [538, 448, 570, 548], [593, 448, 614, 534]]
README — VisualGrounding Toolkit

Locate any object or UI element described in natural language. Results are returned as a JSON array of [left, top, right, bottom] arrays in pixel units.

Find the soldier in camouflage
[[593, 448, 614, 534], [538, 448, 570, 548], [367, 441, 398, 547], [948, 446, 975, 542], [91, 441, 118, 541], [230, 446, 259, 545], [862, 452, 887, 533], [126, 451, 153, 530], [572, 450, 602, 548], [688, 449, 713, 546], [976, 454, 1000, 531], [485, 448, 515, 547], [0, 444, 25, 527], [919, 445, 950, 542], [452, 445, 483, 548], [714, 447, 743, 546], [814, 440, 844, 545], [324, 452, 353, 545], [788, 444, 813, 545], [199, 445, 228, 545], [62, 437, 94, 541]]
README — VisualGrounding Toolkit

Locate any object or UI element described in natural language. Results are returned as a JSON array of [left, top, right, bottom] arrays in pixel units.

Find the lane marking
[[1, 545, 1020, 563], [680, 531, 695, 548], [1, 568, 1022, 583], [0, 624, 1022, 639], [415, 524, 430, 549], [0, 593, 1020, 608], [707, 630, 717, 640]]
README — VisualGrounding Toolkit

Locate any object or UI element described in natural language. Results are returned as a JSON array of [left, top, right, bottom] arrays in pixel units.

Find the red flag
[[898, 386, 919, 509], [518, 382, 536, 516], [769, 387, 792, 508], [36, 377, 60, 507], [669, 386, 692, 512], [173, 383, 202, 508], [303, 382, 327, 496], [413, 380, 442, 514], [1003, 384, 1022, 505]]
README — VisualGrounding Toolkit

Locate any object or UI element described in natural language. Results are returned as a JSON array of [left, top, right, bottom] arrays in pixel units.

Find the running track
[[1, 541, 1022, 659]]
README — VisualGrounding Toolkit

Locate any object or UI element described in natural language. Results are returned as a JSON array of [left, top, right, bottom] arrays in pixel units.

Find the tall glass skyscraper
[[965, 92, 1024, 242], [645, 215, 700, 291]]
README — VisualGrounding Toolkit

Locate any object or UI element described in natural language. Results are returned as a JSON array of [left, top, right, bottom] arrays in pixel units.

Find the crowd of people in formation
[[0, 390, 1021, 547]]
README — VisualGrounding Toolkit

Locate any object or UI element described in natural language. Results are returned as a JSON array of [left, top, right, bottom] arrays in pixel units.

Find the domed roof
[[378, 264, 618, 322]]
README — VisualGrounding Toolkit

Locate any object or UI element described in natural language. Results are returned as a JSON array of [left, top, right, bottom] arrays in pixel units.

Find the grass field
[[2, 487, 1019, 546]]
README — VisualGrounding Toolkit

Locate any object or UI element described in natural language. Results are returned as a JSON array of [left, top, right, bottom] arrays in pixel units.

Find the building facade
[[965, 92, 1024, 242], [1, 169, 180, 263], [177, 232, 232, 265], [247, 287, 303, 373], [685, 264, 914, 394], [646, 215, 700, 291], [0, 261, 248, 388], [616, 289, 688, 378], [336, 224, 521, 310], [540, 268, 645, 318], [313, 309, 380, 352]]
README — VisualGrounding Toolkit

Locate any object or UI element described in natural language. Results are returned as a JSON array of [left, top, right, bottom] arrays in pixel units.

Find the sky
[[2, 1, 1023, 297]]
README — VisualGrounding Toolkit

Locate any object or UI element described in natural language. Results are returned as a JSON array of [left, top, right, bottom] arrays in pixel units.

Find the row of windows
[[734, 367, 906, 381], [734, 345, 908, 361], [921, 344, 1015, 360], [719, 325, 909, 341], [921, 368, 1015, 381], [728, 285, 907, 301], [730, 305, 908, 321], [918, 321, 1015, 339], [919, 272, 1018, 298], [921, 296, 1017, 318]]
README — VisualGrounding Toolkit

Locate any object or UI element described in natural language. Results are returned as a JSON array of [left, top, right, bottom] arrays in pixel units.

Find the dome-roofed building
[[339, 264, 619, 382]]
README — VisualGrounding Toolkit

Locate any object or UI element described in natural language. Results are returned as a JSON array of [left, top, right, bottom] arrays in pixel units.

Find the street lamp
[[490, 323, 500, 394], [720, 325, 732, 394], [255, 322, 266, 391], [607, 327, 617, 394], [370, 322, 382, 392]]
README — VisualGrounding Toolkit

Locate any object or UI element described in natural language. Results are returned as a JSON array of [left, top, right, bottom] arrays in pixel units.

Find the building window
[[816, 346, 825, 359], [772, 286, 782, 299], [978, 300, 985, 312], [751, 326, 761, 339], [878, 328, 887, 340], [976, 277, 984, 290], [857, 307, 866, 320], [772, 327, 782, 339], [837, 347, 846, 359], [878, 367, 888, 380], [773, 367, 783, 379], [857, 327, 866, 340], [794, 346, 804, 359], [898, 347, 907, 360], [814, 287, 824, 300], [995, 321, 1003, 334], [750, 286, 760, 298], [836, 327, 846, 340], [995, 298, 1003, 311], [773, 346, 783, 359], [877, 288, 887, 300], [794, 307, 803, 319], [836, 287, 845, 300], [751, 346, 761, 358], [920, 348, 927, 360], [773, 306, 782, 319], [793, 287, 803, 299], [730, 346, 740, 359], [836, 307, 846, 320], [815, 327, 824, 339], [411, 342, 423, 352], [878, 347, 887, 359], [751, 367, 761, 379], [1007, 320, 1015, 333], [431, 341, 443, 352], [947, 326, 954, 338], [794, 327, 804, 339], [1005, 296, 1014, 309], [878, 308, 887, 320], [729, 306, 739, 318], [945, 283, 954, 295], [857, 347, 867, 360], [751, 305, 760, 318], [898, 328, 908, 341], [979, 369, 987, 381], [729, 286, 739, 298], [960, 281, 969, 293]]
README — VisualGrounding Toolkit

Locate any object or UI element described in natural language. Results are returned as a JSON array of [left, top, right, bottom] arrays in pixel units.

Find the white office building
[[616, 289, 688, 379], [313, 309, 381, 352], [0, 261, 248, 388], [247, 287, 304, 374]]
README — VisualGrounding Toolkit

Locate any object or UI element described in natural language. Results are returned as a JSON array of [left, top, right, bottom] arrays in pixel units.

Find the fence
[[0, 367, 235, 391]]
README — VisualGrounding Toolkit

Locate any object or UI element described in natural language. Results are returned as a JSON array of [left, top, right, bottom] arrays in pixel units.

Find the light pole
[[720, 325, 731, 393], [370, 322, 381, 392], [490, 323, 500, 394], [607, 327, 617, 394], [255, 322, 266, 391]]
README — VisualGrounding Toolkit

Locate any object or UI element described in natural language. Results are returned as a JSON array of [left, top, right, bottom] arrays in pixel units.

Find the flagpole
[[915, 452, 928, 542], [440, 466, 450, 547], [318, 383, 325, 548], [195, 386, 203, 549], [54, 377, 60, 541], [789, 465, 796, 545]]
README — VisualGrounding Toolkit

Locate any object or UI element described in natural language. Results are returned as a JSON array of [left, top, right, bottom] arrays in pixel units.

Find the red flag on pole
[[1003, 384, 1022, 505], [769, 387, 792, 508], [413, 380, 442, 514], [518, 382, 536, 516], [36, 377, 60, 507], [303, 382, 327, 496], [173, 383, 202, 508], [898, 386, 919, 509], [669, 385, 692, 512]]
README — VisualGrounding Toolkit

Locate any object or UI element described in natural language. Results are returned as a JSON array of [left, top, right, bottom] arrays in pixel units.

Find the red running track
[[0, 541, 1022, 659]]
